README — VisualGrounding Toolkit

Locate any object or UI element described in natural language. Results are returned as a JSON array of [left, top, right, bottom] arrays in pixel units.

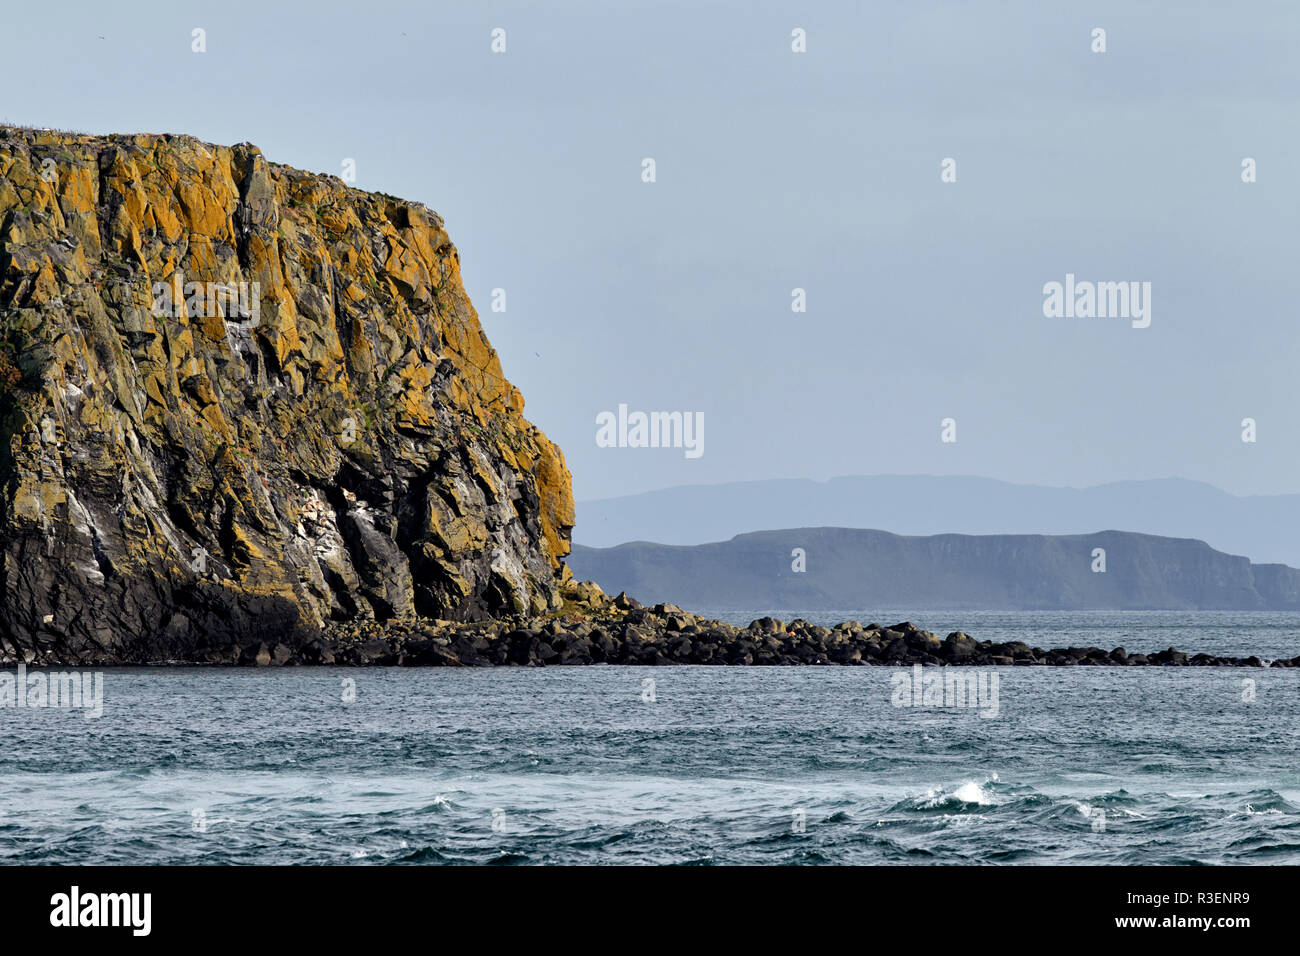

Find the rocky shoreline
[[5, 130, 1293, 674], [171, 581, 1300, 668]]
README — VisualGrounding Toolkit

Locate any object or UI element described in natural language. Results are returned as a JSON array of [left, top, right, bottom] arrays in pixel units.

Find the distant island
[[568, 528, 1300, 611], [575, 475, 1300, 568]]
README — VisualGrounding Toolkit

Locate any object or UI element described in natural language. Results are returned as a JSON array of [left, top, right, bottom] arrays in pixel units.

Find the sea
[[1, 610, 1297, 865]]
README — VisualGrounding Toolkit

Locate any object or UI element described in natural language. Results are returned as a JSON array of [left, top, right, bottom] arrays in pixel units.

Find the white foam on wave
[[919, 774, 999, 808], [952, 781, 993, 805], [1066, 798, 1150, 822]]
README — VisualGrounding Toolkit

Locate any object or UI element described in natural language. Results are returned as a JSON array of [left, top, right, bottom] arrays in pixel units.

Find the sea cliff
[[0, 128, 572, 663]]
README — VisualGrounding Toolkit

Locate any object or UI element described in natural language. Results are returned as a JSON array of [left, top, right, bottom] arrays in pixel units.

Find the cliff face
[[568, 529, 1300, 611], [0, 128, 573, 663]]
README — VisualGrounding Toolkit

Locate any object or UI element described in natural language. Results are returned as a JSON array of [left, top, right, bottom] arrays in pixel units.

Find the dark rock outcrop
[[283, 580, 1298, 668], [0, 128, 573, 664]]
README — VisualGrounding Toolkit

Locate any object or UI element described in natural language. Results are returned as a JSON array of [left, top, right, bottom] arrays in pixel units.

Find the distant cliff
[[575, 475, 1300, 567], [0, 128, 573, 663], [568, 528, 1300, 611]]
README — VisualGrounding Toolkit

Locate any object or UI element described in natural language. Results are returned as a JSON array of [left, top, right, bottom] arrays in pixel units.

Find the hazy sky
[[6, 1, 1299, 502]]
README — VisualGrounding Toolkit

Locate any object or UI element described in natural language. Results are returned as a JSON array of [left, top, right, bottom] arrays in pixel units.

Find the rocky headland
[[1, 128, 1292, 668], [1, 127, 571, 664]]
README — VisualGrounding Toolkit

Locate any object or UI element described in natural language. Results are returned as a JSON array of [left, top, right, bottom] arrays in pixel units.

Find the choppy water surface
[[3, 655, 1298, 862]]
